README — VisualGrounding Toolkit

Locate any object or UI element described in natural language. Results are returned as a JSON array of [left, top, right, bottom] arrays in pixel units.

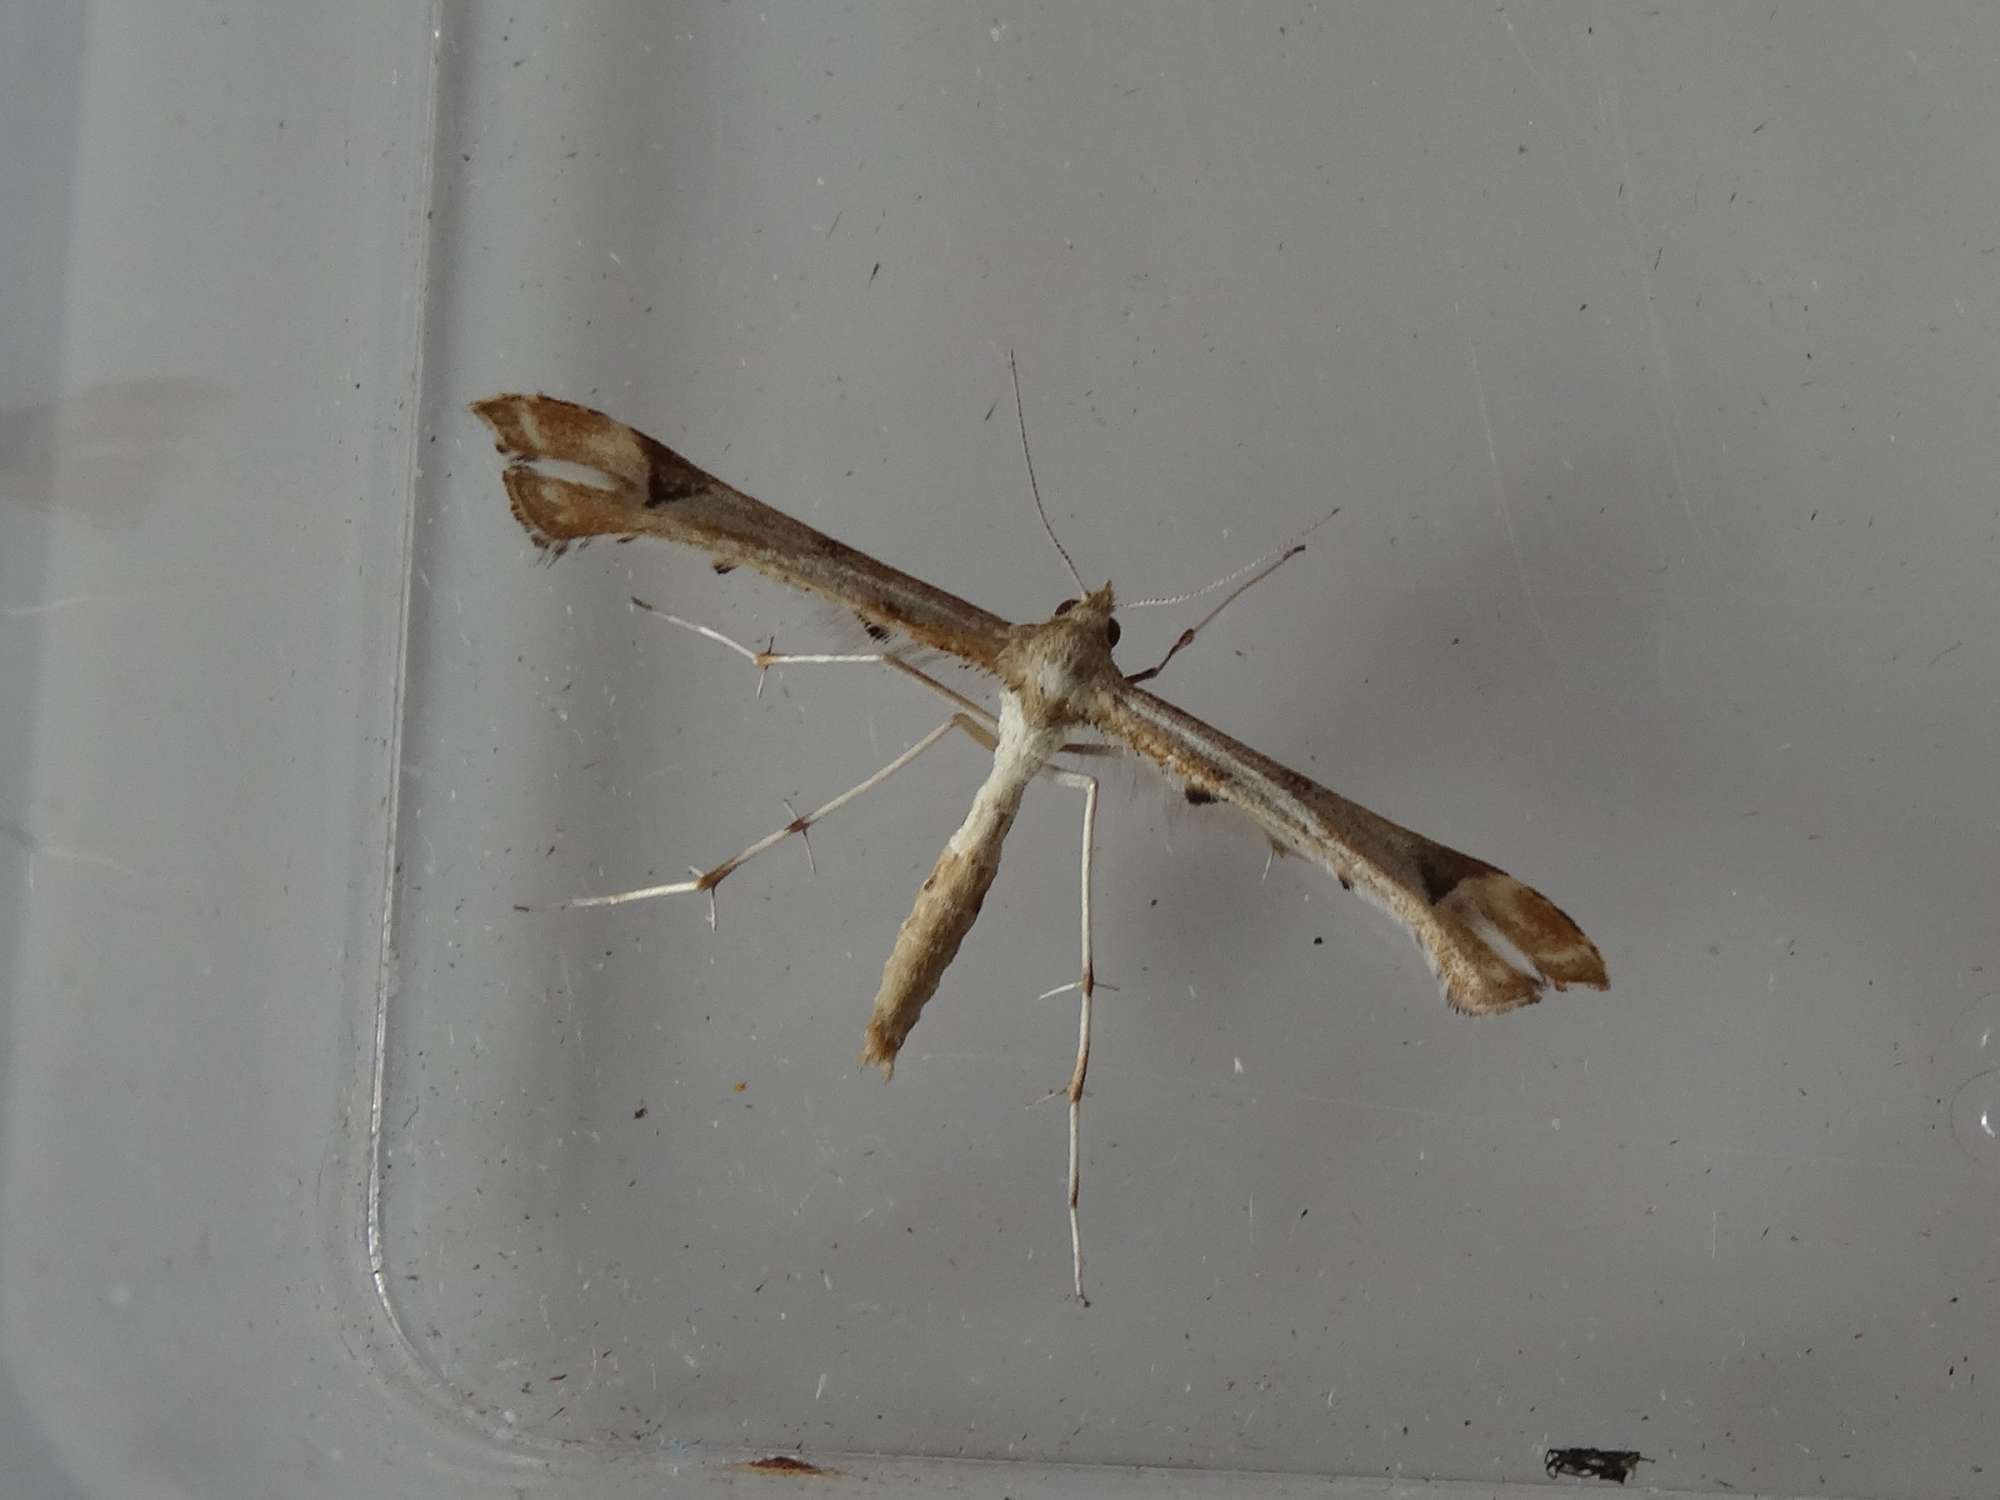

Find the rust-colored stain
[[732, 1454, 836, 1477]]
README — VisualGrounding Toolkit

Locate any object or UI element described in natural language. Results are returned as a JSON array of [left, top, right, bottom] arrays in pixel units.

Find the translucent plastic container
[[5, 5, 1996, 1496]]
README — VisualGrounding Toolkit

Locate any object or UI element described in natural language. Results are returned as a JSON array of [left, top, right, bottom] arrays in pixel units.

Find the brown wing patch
[[1432, 870, 1608, 1011], [496, 466, 633, 552]]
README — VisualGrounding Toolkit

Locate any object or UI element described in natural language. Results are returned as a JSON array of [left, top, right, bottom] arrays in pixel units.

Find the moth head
[[1051, 585, 1121, 651]]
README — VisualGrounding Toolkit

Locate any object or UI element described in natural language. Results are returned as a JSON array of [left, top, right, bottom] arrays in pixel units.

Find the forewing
[[1092, 680, 1607, 1013], [472, 393, 1013, 671]]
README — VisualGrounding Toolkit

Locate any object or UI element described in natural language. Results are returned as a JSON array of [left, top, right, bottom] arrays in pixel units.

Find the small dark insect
[[1184, 786, 1219, 806], [1545, 1448, 1649, 1484], [632, 1105, 648, 1119], [712, 561, 736, 575]]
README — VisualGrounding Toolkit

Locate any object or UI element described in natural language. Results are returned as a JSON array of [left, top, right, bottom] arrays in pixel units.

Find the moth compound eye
[[1105, 617, 1122, 647], [1053, 598, 1078, 616]]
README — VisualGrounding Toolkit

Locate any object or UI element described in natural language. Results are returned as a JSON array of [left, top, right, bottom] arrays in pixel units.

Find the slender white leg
[[1045, 766, 1099, 1305], [555, 713, 992, 919], [628, 596, 996, 726]]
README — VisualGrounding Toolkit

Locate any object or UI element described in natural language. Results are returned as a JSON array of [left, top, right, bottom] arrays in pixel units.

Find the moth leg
[[1121, 507, 1334, 685], [552, 712, 993, 923], [627, 596, 995, 726], [1044, 765, 1099, 1306]]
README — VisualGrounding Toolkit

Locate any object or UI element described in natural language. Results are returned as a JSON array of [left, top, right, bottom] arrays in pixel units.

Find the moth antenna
[[1009, 350, 1087, 595], [1125, 504, 1339, 610]]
